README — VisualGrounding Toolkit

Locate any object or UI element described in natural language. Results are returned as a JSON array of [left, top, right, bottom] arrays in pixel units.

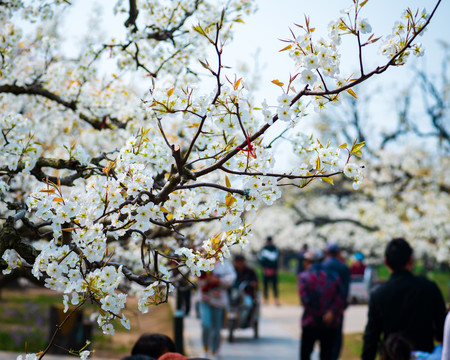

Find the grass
[[377, 264, 450, 302], [341, 333, 364, 360], [0, 291, 54, 352], [256, 264, 450, 305], [0, 288, 173, 358]]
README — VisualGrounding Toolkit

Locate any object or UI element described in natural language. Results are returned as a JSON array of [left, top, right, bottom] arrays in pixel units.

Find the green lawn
[[256, 264, 450, 305], [377, 265, 450, 302]]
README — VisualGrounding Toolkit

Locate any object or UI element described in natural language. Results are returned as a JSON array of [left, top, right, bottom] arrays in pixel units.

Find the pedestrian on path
[[362, 238, 447, 360], [258, 236, 280, 305], [322, 243, 350, 360], [298, 249, 345, 360], [197, 260, 236, 360]]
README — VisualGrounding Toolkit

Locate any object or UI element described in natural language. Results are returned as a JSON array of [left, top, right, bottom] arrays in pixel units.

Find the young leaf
[[351, 141, 366, 153], [193, 25, 205, 36], [347, 88, 358, 99], [322, 177, 334, 185], [339, 143, 348, 149], [225, 194, 236, 207], [272, 79, 284, 87], [279, 44, 292, 52], [234, 78, 242, 90], [225, 175, 231, 188]]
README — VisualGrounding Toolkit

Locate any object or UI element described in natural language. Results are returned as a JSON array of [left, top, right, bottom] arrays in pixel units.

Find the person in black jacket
[[258, 236, 279, 305], [361, 238, 446, 360]]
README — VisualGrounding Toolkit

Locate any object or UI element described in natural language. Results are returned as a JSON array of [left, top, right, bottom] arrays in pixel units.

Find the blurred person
[[350, 252, 366, 277], [158, 354, 211, 360], [322, 243, 350, 360], [258, 235, 280, 305], [443, 312, 450, 360], [122, 356, 155, 360], [131, 333, 176, 360], [158, 353, 188, 360], [298, 249, 346, 360], [297, 243, 309, 274], [197, 260, 236, 359], [380, 333, 412, 360], [362, 238, 446, 360], [232, 254, 259, 325], [172, 265, 192, 317]]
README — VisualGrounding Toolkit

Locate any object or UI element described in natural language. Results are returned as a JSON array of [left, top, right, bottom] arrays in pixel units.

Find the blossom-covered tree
[[0, 0, 442, 358], [249, 51, 449, 265]]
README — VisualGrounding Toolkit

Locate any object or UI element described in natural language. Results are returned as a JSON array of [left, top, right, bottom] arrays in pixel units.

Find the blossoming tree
[[248, 52, 449, 265], [0, 0, 443, 358]]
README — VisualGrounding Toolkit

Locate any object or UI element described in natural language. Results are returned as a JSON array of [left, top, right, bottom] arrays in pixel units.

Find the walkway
[[184, 304, 368, 360], [0, 304, 368, 360]]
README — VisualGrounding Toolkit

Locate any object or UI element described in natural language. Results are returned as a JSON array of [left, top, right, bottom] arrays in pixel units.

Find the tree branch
[[124, 0, 139, 30], [0, 83, 126, 130]]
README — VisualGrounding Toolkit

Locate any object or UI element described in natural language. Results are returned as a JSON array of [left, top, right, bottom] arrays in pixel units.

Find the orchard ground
[[0, 266, 448, 359]]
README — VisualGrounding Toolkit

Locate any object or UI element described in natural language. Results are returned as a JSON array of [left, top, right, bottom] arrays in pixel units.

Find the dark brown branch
[[145, 0, 201, 43], [218, 165, 343, 181], [0, 83, 126, 130], [290, 204, 378, 231], [124, 0, 139, 30], [0, 83, 76, 109], [295, 216, 378, 231], [0, 215, 40, 266], [176, 182, 245, 195]]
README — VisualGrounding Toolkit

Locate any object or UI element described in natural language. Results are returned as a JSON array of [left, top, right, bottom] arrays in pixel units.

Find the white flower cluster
[[2, 249, 26, 274], [291, 131, 364, 188], [379, 8, 428, 63], [30, 238, 128, 334], [0, 114, 42, 173], [278, 2, 378, 115]]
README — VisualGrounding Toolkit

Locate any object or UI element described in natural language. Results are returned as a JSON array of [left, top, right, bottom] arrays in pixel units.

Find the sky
[[223, 0, 449, 101]]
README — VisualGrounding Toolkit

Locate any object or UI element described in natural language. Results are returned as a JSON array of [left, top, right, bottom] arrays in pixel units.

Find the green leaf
[[351, 141, 366, 153], [193, 25, 205, 36], [339, 143, 348, 149], [322, 176, 334, 185], [352, 150, 363, 158], [198, 59, 210, 70]]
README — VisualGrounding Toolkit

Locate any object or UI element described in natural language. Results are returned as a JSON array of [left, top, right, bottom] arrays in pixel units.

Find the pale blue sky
[[223, 0, 449, 103]]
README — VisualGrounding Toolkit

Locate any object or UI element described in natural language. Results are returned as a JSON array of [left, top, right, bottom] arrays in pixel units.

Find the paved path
[[184, 304, 368, 360], [0, 304, 368, 360]]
